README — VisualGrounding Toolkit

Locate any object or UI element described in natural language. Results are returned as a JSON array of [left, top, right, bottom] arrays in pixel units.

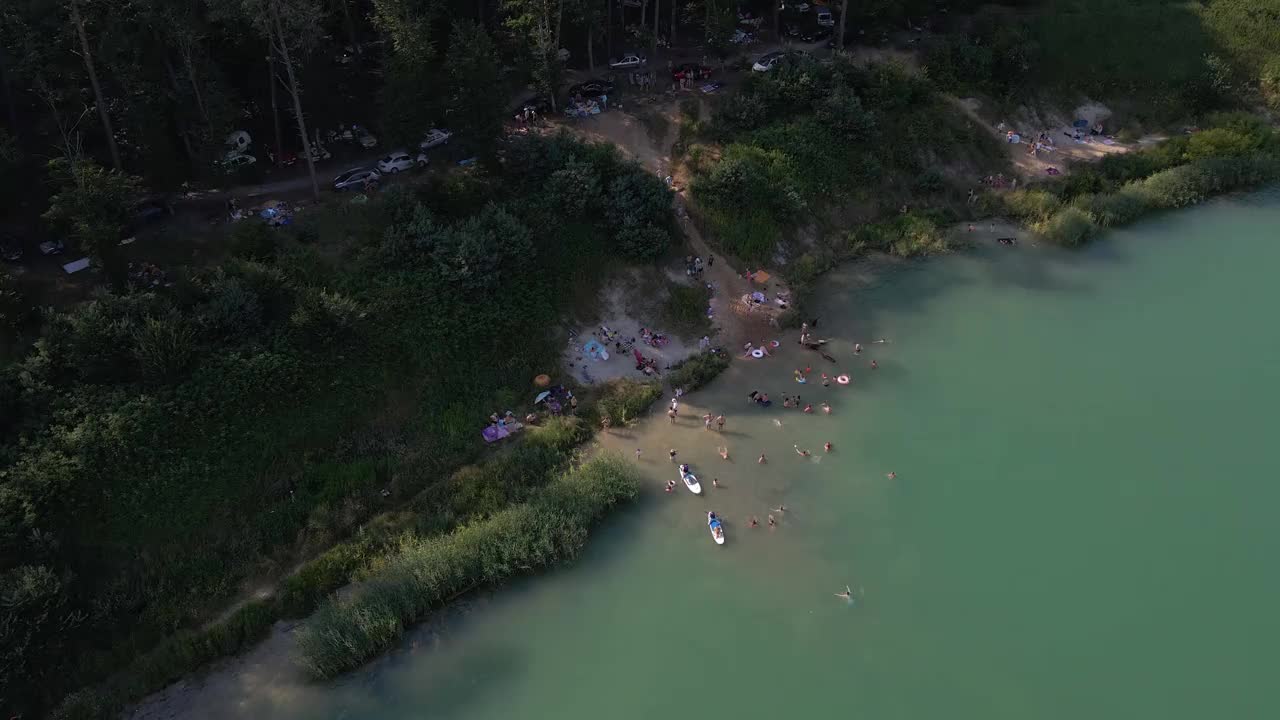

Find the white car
[[609, 53, 647, 70], [356, 130, 378, 149], [752, 51, 785, 72], [419, 128, 452, 150], [376, 151, 416, 174]]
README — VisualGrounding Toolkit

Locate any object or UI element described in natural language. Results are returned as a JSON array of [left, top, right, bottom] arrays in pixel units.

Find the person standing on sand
[[601, 417, 611, 432], [716, 414, 725, 431], [668, 407, 677, 423], [718, 446, 729, 460], [635, 448, 642, 461], [713, 478, 720, 488], [703, 412, 714, 429]]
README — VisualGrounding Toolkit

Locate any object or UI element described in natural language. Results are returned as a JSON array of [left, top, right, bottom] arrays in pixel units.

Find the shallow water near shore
[[136, 189, 1280, 719]]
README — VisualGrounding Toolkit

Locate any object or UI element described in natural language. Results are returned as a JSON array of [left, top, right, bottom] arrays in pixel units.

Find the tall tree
[[836, 0, 848, 51], [652, 0, 659, 54], [444, 20, 504, 150], [373, 0, 441, 143], [504, 0, 564, 110], [224, 0, 328, 198], [68, 0, 122, 170]]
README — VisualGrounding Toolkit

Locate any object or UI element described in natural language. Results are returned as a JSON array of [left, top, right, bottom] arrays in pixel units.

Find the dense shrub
[[1003, 190, 1061, 223], [295, 453, 641, 679], [593, 379, 662, 426], [1038, 206, 1098, 246], [665, 351, 730, 393]]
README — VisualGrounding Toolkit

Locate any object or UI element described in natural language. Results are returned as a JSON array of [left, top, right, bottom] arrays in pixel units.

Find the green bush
[[295, 453, 641, 679], [662, 284, 711, 336], [228, 221, 277, 261], [665, 351, 730, 393], [593, 379, 661, 426], [1003, 190, 1062, 223], [1037, 206, 1098, 246]]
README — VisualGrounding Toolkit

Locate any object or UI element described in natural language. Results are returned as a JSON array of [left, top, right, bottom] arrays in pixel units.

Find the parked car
[[513, 94, 553, 116], [780, 1, 810, 11], [419, 128, 453, 150], [219, 152, 257, 172], [39, 239, 65, 256], [332, 167, 381, 191], [802, 26, 832, 42], [816, 10, 834, 26], [609, 53, 647, 70], [355, 129, 378, 149], [0, 234, 22, 262], [672, 63, 713, 81], [377, 151, 416, 174], [784, 23, 801, 38], [730, 29, 755, 45], [752, 51, 786, 72], [568, 78, 616, 99]]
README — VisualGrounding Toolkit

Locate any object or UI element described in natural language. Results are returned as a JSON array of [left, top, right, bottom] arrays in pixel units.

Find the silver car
[[332, 167, 381, 191]]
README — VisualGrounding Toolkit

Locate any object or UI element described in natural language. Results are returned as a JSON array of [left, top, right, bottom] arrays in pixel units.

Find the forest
[[4, 0, 1280, 717]]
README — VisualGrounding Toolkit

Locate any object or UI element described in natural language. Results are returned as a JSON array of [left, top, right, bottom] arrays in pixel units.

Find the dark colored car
[[0, 234, 22, 263], [568, 78, 616, 99], [802, 26, 832, 43], [514, 94, 553, 116]]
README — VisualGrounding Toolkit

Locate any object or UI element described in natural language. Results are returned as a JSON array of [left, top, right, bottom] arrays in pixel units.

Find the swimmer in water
[[718, 446, 729, 460], [854, 343, 862, 355], [758, 453, 767, 464], [669, 449, 678, 462], [773, 505, 786, 513], [803, 404, 813, 413], [822, 375, 830, 387], [824, 441, 832, 452], [749, 516, 759, 528], [870, 360, 878, 369], [665, 480, 675, 493], [821, 402, 831, 414], [712, 478, 720, 488], [783, 396, 793, 408], [835, 585, 852, 600], [887, 471, 897, 479], [768, 514, 776, 527], [773, 418, 783, 428], [795, 444, 810, 457], [873, 338, 888, 344]]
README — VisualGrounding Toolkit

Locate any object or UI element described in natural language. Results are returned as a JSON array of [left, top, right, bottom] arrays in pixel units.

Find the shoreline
[[76, 104, 1280, 720]]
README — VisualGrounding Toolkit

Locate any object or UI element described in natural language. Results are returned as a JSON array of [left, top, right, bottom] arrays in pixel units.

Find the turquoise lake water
[[141, 190, 1280, 719]]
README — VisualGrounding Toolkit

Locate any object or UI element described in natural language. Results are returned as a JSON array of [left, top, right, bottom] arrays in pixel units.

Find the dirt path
[[563, 108, 779, 351]]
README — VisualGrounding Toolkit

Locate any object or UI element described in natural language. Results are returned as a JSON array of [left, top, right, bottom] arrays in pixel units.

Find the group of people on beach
[[627, 329, 897, 601]]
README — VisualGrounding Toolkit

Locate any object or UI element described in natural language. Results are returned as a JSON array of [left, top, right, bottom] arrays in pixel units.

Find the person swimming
[[824, 441, 832, 452], [712, 478, 720, 488], [835, 585, 852, 600], [758, 453, 767, 464], [886, 471, 897, 479], [870, 360, 878, 369], [749, 516, 759, 528], [718, 446, 729, 460], [803, 404, 813, 413], [795, 444, 810, 457], [767, 514, 776, 527], [772, 505, 786, 513], [854, 343, 862, 355], [669, 448, 678, 461], [821, 402, 831, 414]]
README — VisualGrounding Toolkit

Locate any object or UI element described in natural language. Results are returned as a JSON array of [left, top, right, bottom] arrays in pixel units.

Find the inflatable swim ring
[[795, 376, 807, 384], [751, 349, 765, 359], [769, 340, 781, 349], [836, 374, 850, 385]]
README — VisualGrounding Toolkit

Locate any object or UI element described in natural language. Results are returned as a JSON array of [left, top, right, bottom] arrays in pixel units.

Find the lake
[[135, 189, 1280, 720]]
